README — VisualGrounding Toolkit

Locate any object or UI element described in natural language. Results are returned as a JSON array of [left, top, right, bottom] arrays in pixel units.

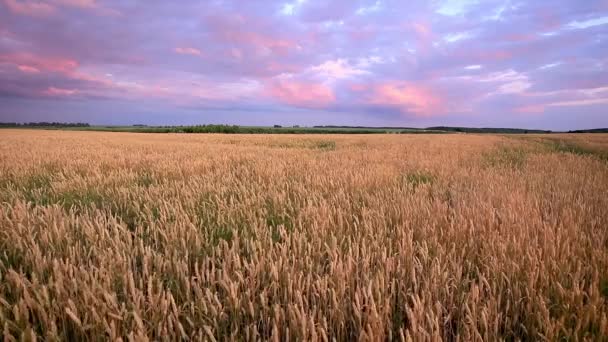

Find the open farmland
[[0, 130, 607, 340]]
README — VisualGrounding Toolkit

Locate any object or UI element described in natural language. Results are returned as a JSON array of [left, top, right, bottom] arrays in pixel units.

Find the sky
[[0, 0, 607, 129]]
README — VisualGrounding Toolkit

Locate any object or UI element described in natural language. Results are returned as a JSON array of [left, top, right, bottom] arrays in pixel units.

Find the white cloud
[[483, 3, 508, 21], [539, 62, 561, 70], [541, 31, 559, 37], [498, 80, 531, 94], [218, 79, 261, 98], [480, 69, 525, 83], [480, 69, 531, 95], [309, 59, 369, 80], [465, 65, 482, 70], [549, 98, 608, 107], [579, 86, 608, 97], [568, 16, 608, 29], [525, 86, 608, 98], [279, 0, 306, 16], [437, 0, 478, 16], [322, 20, 344, 29], [356, 1, 382, 15], [356, 56, 384, 68], [444, 31, 473, 43]]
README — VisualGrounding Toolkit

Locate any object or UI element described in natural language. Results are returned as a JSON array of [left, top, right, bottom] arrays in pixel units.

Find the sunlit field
[[1, 130, 607, 340]]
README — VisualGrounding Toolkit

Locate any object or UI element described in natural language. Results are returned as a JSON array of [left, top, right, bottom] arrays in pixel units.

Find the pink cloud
[[206, 14, 296, 56], [0, 53, 78, 73], [230, 47, 243, 60], [412, 22, 431, 38], [349, 83, 369, 92], [44, 86, 77, 96], [515, 97, 608, 115], [0, 52, 134, 99], [228, 31, 294, 56], [17, 65, 40, 73], [3, 0, 119, 17], [266, 78, 335, 107], [54, 0, 96, 8], [368, 82, 443, 116], [174, 47, 202, 56], [57, 0, 120, 15], [3, 0, 55, 16], [514, 85, 608, 114]]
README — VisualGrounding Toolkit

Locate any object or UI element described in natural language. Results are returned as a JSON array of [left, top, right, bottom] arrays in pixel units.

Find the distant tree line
[[177, 125, 242, 133], [0, 122, 90, 127], [171, 125, 391, 134], [426, 126, 553, 134], [6, 122, 606, 134], [313, 125, 417, 130], [314, 125, 554, 134], [567, 128, 608, 133]]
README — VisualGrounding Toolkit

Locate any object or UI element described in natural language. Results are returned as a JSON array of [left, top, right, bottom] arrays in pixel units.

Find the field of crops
[[0, 130, 607, 340]]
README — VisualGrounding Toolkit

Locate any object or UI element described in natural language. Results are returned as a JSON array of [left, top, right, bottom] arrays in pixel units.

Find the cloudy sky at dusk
[[0, 0, 607, 129]]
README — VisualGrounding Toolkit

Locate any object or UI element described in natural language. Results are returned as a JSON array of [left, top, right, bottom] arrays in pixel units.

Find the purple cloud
[[0, 0, 607, 129]]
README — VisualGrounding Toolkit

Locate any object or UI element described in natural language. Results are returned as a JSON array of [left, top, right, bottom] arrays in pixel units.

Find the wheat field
[[0, 129, 607, 341]]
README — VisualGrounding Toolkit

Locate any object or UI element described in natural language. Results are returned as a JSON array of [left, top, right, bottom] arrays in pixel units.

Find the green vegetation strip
[[542, 138, 608, 162], [3, 123, 569, 134]]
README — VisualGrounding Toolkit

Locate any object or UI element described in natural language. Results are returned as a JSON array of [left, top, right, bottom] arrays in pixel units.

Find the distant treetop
[[0, 122, 90, 127]]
